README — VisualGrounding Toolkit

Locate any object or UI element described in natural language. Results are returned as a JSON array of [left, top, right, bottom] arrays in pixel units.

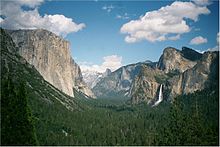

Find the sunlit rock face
[[7, 29, 95, 98], [92, 63, 145, 98], [130, 65, 163, 104], [93, 46, 218, 105], [82, 68, 111, 89], [92, 61, 164, 103], [157, 47, 197, 73], [168, 51, 219, 98]]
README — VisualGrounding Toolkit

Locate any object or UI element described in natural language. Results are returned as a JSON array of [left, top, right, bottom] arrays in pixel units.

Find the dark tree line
[[1, 74, 218, 145], [1, 75, 37, 145]]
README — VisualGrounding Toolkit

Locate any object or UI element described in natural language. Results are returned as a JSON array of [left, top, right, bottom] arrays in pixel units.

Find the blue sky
[[1, 0, 219, 73]]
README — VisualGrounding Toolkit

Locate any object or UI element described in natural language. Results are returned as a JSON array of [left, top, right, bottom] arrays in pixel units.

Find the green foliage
[[1, 28, 218, 145], [154, 74, 168, 84], [1, 75, 37, 145], [25, 86, 218, 146], [160, 88, 219, 145], [154, 70, 180, 84], [166, 69, 180, 78]]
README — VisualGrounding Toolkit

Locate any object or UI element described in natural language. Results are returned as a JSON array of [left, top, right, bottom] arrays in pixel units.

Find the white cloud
[[168, 34, 181, 40], [125, 36, 137, 43], [80, 55, 123, 73], [16, 0, 44, 8], [102, 5, 114, 13], [207, 32, 219, 51], [190, 36, 208, 45], [116, 13, 130, 20], [0, 0, 85, 37], [192, 0, 211, 6], [120, 1, 210, 43]]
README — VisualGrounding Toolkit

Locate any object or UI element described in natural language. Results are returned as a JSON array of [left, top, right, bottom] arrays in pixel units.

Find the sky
[[0, 0, 219, 73]]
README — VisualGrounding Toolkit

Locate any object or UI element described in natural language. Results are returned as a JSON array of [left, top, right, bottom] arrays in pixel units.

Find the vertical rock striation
[[157, 47, 197, 73], [93, 46, 218, 104], [92, 63, 143, 98], [129, 65, 163, 104], [6, 29, 95, 98], [168, 51, 219, 98]]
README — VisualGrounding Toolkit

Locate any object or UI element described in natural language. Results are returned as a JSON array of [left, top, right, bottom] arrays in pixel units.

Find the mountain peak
[[143, 60, 152, 64], [158, 47, 197, 73], [181, 46, 202, 61], [6, 28, 66, 43], [163, 47, 178, 53], [104, 68, 112, 76]]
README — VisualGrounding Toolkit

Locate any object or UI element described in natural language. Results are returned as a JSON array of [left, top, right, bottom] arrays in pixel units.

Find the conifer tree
[[1, 75, 37, 145]]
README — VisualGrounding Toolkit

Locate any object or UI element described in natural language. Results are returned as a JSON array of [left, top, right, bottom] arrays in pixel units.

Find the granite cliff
[[129, 65, 163, 104], [93, 47, 218, 104], [92, 63, 143, 98], [168, 51, 219, 98], [1, 28, 80, 111], [157, 47, 198, 73], [82, 68, 111, 89], [6, 29, 95, 98]]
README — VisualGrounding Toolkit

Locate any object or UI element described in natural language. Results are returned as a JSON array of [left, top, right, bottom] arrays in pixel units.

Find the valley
[[1, 27, 219, 145], [0, 0, 219, 144]]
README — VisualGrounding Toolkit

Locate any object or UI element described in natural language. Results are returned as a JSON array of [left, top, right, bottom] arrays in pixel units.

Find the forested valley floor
[[1, 77, 219, 145]]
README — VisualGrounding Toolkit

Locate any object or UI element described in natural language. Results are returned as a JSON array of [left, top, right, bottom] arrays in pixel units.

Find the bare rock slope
[[168, 51, 218, 98], [157, 47, 197, 73], [93, 47, 218, 104], [7, 29, 95, 98]]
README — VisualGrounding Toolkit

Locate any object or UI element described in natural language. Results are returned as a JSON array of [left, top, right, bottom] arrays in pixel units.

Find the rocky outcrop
[[168, 51, 219, 98], [1, 28, 79, 111], [181, 46, 202, 61], [130, 65, 164, 104], [92, 61, 165, 102], [82, 71, 102, 89], [82, 68, 112, 89], [93, 46, 218, 104], [92, 63, 143, 98], [103, 68, 112, 77], [157, 47, 197, 73], [6, 29, 95, 98]]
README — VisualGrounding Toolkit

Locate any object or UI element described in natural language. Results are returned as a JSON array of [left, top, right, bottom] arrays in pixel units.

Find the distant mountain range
[[92, 46, 218, 104], [82, 68, 111, 89], [2, 28, 219, 106], [1, 27, 219, 146]]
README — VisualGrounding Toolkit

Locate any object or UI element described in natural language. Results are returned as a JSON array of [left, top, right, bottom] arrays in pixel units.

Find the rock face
[[157, 47, 197, 73], [92, 62, 167, 103], [181, 46, 202, 61], [103, 68, 112, 77], [82, 68, 111, 89], [92, 62, 164, 101], [129, 65, 164, 104], [82, 71, 102, 89], [6, 29, 95, 98], [92, 63, 143, 98], [1, 28, 79, 111], [93, 46, 218, 104], [168, 51, 219, 98]]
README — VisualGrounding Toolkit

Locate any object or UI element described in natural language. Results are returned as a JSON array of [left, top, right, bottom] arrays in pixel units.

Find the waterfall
[[158, 84, 163, 102], [152, 84, 163, 107]]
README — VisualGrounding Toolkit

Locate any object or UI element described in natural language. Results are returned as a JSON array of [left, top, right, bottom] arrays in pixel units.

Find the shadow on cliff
[[204, 51, 219, 92]]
